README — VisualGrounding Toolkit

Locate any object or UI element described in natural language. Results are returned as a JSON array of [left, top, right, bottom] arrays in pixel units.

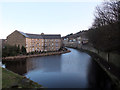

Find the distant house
[[6, 30, 62, 53], [62, 30, 88, 46], [76, 37, 81, 44]]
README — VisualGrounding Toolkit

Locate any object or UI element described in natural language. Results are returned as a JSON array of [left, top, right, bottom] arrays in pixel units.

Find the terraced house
[[6, 30, 62, 53]]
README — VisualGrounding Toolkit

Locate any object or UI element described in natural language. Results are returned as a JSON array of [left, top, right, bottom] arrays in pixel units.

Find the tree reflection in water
[[87, 59, 115, 89]]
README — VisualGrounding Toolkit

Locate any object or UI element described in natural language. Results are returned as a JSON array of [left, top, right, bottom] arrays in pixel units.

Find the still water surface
[[3, 48, 113, 88]]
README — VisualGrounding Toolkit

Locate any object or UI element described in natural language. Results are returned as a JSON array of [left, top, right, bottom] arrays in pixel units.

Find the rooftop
[[17, 30, 61, 39]]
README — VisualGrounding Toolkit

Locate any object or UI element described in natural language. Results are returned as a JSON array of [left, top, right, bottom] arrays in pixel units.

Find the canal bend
[[3, 48, 113, 88]]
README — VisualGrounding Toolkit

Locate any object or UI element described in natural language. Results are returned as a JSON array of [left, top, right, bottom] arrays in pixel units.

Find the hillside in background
[[87, 22, 120, 52]]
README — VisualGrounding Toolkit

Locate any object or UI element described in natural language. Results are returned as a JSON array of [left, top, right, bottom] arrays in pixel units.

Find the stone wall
[[6, 31, 26, 48], [65, 43, 120, 68], [80, 45, 120, 68]]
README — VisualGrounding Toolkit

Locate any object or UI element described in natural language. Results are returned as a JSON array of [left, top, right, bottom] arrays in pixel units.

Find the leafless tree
[[92, 0, 120, 29]]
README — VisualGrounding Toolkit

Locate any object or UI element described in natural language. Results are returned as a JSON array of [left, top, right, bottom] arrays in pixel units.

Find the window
[[32, 39, 35, 43], [78, 41, 81, 44], [31, 44, 34, 47], [56, 43, 58, 47], [32, 48, 34, 51], [55, 39, 58, 42], [39, 43, 40, 46], [45, 39, 47, 42], [45, 43, 47, 46], [56, 47, 59, 50], [52, 43, 54, 46]]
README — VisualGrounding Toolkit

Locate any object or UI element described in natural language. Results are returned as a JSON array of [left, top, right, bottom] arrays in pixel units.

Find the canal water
[[2, 48, 114, 88]]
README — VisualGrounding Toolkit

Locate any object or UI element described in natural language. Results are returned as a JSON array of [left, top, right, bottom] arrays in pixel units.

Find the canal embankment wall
[[2, 50, 71, 61], [80, 45, 120, 68], [65, 43, 120, 68]]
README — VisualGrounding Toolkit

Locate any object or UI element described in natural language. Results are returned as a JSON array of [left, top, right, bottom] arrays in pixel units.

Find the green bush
[[21, 46, 26, 55], [2, 45, 27, 57]]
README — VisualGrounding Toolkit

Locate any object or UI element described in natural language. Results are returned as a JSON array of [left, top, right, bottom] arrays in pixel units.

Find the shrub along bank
[[2, 45, 26, 57], [2, 44, 67, 58]]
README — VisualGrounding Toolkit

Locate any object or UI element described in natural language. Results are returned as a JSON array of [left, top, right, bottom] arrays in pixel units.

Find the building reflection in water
[[3, 59, 27, 75], [26, 55, 62, 72], [2, 55, 62, 75]]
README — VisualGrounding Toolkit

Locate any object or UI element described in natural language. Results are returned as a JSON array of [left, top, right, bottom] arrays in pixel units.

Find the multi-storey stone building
[[6, 30, 62, 53]]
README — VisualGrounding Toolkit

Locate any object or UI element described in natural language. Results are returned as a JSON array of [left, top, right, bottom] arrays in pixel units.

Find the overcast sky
[[0, 1, 103, 39]]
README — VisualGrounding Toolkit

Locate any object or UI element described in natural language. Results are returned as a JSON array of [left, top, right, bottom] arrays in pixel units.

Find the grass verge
[[2, 67, 43, 88]]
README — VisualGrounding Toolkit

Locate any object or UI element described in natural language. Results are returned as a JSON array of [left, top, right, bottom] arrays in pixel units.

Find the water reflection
[[27, 55, 62, 72], [87, 60, 114, 89], [2, 48, 114, 88], [3, 60, 27, 75]]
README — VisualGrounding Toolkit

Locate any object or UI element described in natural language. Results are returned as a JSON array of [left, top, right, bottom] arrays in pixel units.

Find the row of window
[[31, 47, 59, 51], [26, 43, 59, 47], [45, 39, 59, 42], [26, 39, 59, 43]]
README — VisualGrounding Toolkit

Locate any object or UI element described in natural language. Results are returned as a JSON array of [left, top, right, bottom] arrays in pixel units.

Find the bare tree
[[92, 0, 120, 29]]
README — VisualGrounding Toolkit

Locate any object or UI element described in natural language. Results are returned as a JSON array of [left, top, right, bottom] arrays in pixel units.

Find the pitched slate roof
[[17, 30, 61, 39], [42, 35, 61, 39], [18, 31, 29, 38], [26, 33, 43, 39]]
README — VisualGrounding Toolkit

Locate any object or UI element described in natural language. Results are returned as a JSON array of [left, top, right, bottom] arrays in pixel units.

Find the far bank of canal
[[2, 48, 116, 88], [2, 49, 70, 61]]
